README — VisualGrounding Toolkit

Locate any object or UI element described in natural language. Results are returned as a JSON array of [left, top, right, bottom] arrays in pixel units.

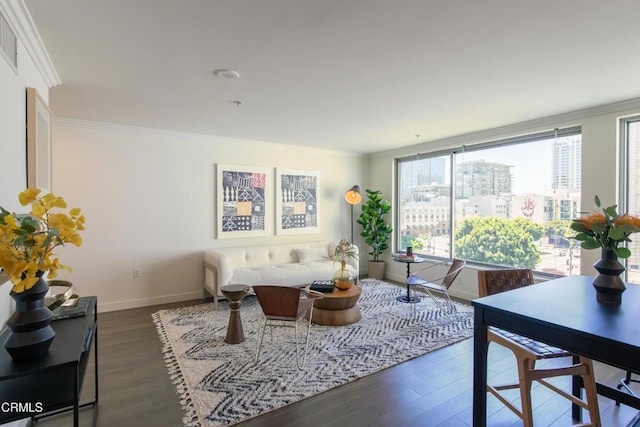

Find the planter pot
[[592, 248, 626, 304], [4, 276, 56, 361], [367, 261, 386, 280]]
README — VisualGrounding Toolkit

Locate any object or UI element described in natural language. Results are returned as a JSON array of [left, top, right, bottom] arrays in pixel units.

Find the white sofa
[[203, 241, 358, 309]]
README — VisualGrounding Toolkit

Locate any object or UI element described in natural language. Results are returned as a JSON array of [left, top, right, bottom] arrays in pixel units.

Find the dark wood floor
[[36, 297, 639, 427]]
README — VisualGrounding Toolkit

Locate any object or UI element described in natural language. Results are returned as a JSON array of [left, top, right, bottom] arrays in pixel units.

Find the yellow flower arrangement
[[571, 195, 640, 258], [0, 188, 85, 293]]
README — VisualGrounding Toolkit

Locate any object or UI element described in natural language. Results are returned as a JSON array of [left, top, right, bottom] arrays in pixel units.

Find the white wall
[[51, 120, 365, 312], [0, 0, 56, 324], [369, 99, 640, 301]]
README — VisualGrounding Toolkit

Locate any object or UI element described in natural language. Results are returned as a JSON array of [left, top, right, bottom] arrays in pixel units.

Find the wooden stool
[[221, 285, 250, 344]]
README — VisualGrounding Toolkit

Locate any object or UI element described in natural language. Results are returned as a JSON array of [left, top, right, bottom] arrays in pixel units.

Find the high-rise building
[[455, 160, 512, 198], [552, 136, 581, 190], [400, 157, 446, 202]]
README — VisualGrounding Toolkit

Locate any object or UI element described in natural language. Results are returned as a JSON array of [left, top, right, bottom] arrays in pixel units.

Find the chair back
[[442, 259, 466, 290], [253, 286, 302, 319], [477, 268, 534, 297]]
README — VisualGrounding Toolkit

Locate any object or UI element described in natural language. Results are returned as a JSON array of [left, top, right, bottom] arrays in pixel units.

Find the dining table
[[472, 275, 640, 426]]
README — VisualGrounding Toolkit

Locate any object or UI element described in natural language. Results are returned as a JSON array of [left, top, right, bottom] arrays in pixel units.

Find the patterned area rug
[[152, 279, 474, 426]]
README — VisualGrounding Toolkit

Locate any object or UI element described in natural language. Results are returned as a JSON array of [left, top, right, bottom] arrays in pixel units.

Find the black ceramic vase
[[592, 248, 626, 304], [4, 275, 56, 361]]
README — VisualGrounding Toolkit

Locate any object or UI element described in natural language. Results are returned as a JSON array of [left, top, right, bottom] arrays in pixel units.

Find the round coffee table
[[221, 284, 250, 344], [310, 285, 362, 326]]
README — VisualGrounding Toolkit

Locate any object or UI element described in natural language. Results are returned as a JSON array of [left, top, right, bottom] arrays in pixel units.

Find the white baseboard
[[97, 291, 204, 313]]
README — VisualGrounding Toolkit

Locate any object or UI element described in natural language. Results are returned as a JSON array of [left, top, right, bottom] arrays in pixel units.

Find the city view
[[399, 127, 640, 284], [398, 134, 585, 278]]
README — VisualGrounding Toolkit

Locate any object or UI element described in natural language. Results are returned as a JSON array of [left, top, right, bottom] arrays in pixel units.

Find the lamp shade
[[345, 185, 361, 205]]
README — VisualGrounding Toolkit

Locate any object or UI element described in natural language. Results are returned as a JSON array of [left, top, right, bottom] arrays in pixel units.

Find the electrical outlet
[[133, 267, 142, 278]]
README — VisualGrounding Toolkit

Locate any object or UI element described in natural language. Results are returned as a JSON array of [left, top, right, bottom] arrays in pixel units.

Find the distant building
[[400, 157, 446, 202], [542, 189, 581, 221], [401, 197, 450, 236], [412, 183, 450, 201], [456, 160, 512, 198], [466, 195, 510, 219], [552, 136, 581, 191]]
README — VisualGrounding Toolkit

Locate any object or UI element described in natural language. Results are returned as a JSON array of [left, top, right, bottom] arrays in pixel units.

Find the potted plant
[[356, 189, 393, 279], [571, 195, 640, 304], [0, 188, 85, 360]]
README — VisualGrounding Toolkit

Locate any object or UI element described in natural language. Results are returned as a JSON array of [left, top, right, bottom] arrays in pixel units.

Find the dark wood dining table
[[472, 275, 640, 426]]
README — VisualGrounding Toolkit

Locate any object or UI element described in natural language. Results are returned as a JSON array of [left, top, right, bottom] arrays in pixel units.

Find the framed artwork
[[216, 164, 272, 238], [26, 87, 52, 192], [276, 168, 319, 235]]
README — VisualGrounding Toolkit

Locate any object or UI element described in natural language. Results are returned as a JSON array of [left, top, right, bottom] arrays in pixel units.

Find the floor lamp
[[344, 185, 361, 243]]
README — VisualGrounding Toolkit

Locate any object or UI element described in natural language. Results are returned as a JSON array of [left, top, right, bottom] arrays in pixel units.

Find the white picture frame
[[26, 87, 52, 192]]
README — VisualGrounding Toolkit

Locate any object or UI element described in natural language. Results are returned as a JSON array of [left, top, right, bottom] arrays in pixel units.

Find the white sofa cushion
[[294, 247, 329, 263]]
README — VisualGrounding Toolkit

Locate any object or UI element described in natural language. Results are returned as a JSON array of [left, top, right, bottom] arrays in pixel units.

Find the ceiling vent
[[0, 10, 17, 70]]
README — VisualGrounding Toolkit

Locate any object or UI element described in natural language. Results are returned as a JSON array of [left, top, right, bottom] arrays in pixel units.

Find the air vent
[[0, 10, 17, 70]]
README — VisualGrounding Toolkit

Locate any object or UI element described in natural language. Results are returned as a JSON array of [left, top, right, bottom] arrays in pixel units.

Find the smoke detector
[[213, 69, 240, 79]]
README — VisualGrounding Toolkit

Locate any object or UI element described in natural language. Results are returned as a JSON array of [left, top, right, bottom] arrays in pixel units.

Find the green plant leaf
[[608, 227, 625, 240], [570, 222, 586, 233], [604, 205, 618, 218], [581, 240, 600, 250], [617, 247, 632, 258]]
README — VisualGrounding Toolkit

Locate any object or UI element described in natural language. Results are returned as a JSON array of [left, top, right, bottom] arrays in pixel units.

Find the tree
[[456, 217, 541, 268], [512, 217, 545, 241], [400, 234, 424, 252], [544, 219, 573, 238]]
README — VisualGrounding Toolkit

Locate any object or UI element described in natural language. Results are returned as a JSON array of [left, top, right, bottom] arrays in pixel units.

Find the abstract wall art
[[216, 164, 272, 238], [276, 168, 319, 235]]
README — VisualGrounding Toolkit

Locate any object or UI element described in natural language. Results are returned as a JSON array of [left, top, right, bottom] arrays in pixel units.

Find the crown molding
[[53, 117, 363, 158], [0, 0, 60, 87]]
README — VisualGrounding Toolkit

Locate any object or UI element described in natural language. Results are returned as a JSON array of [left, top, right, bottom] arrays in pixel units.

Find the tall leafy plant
[[357, 189, 393, 262]]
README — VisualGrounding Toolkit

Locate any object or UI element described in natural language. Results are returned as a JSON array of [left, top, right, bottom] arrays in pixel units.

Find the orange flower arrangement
[[571, 196, 640, 258]]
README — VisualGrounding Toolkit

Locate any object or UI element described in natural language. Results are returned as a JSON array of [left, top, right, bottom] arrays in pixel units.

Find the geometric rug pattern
[[152, 279, 474, 426]]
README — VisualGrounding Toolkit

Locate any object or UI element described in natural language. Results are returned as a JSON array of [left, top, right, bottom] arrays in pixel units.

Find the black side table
[[394, 257, 424, 303], [0, 296, 98, 427]]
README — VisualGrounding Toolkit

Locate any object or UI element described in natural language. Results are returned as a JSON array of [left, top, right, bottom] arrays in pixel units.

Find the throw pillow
[[295, 247, 329, 263]]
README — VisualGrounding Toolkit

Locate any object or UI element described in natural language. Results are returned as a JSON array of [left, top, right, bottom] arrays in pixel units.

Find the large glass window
[[398, 128, 582, 275], [622, 117, 640, 283]]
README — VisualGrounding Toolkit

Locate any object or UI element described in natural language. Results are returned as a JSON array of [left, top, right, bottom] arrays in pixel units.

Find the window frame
[[396, 126, 582, 271], [619, 115, 640, 281]]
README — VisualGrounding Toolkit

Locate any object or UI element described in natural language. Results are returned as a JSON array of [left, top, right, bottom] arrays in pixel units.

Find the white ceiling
[[23, 0, 640, 154]]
